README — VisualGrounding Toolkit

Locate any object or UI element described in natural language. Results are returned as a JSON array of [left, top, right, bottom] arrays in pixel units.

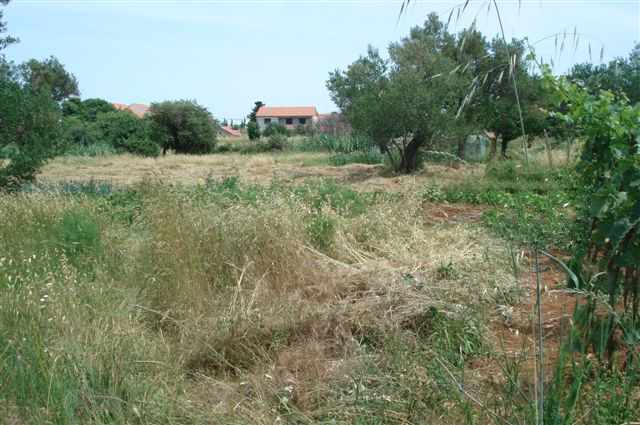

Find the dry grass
[[39, 152, 336, 186], [0, 176, 520, 423], [38, 152, 484, 194]]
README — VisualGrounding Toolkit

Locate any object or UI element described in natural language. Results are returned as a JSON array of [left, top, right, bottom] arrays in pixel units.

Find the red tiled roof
[[220, 126, 241, 137], [256, 106, 318, 118], [112, 103, 149, 118]]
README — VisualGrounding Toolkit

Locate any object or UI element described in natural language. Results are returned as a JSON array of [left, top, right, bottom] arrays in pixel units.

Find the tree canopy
[[0, 0, 17, 52], [327, 13, 553, 170], [147, 100, 218, 155], [19, 56, 79, 102], [248, 100, 264, 122], [0, 76, 61, 189], [568, 43, 640, 105]]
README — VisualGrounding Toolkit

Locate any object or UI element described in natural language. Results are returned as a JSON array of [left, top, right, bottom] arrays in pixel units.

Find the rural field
[[2, 0, 639, 423], [4, 141, 638, 424]]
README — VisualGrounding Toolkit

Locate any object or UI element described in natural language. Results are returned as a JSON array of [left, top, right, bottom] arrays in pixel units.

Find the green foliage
[[327, 14, 479, 172], [60, 101, 159, 157], [148, 100, 217, 154], [94, 110, 159, 157], [62, 97, 115, 121], [265, 132, 287, 151], [546, 71, 640, 311], [569, 43, 640, 105], [0, 0, 18, 52], [540, 282, 640, 425], [306, 212, 336, 251], [247, 100, 264, 122], [19, 56, 79, 102], [302, 134, 373, 153], [60, 115, 100, 148], [121, 137, 161, 157], [469, 38, 547, 157], [294, 179, 370, 217], [0, 76, 61, 190], [63, 142, 117, 157], [247, 120, 260, 140]]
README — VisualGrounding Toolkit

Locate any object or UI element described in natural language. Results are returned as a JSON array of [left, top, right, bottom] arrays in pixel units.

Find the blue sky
[[3, 0, 639, 121]]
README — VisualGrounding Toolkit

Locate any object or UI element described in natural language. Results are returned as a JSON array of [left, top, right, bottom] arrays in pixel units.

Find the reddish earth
[[480, 251, 578, 387], [422, 202, 487, 224]]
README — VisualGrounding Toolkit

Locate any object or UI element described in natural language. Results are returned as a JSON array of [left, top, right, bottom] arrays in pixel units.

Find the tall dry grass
[[0, 179, 520, 423]]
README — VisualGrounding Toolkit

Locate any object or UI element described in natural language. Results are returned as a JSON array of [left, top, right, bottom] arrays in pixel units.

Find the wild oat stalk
[[533, 249, 544, 425]]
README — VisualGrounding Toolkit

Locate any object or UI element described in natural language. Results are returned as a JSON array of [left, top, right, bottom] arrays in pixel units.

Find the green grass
[[421, 160, 578, 250]]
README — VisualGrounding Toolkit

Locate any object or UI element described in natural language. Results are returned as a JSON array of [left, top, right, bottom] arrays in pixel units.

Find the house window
[[286, 118, 293, 125], [264, 118, 271, 124], [299, 118, 306, 125]]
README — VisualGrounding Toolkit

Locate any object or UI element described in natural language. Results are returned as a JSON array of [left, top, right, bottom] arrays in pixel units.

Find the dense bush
[[61, 110, 160, 157], [62, 97, 115, 121], [61, 116, 100, 148], [148, 100, 217, 154], [94, 111, 159, 157]]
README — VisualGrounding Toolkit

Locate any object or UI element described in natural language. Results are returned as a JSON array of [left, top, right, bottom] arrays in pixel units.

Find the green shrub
[[266, 133, 287, 151], [120, 137, 160, 157], [261, 123, 288, 137]]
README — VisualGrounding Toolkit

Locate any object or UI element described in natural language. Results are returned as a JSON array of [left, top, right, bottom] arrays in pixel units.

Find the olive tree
[[147, 100, 218, 155], [327, 15, 466, 173]]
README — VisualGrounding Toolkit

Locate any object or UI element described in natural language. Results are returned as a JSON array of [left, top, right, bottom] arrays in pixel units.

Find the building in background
[[219, 125, 242, 138], [255, 106, 319, 130], [112, 103, 149, 118]]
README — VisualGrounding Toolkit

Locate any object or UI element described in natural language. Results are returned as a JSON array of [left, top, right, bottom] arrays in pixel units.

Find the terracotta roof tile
[[256, 106, 318, 118], [112, 102, 149, 118], [220, 126, 242, 137]]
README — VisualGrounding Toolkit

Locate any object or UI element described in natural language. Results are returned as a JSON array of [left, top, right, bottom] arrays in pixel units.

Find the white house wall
[[257, 116, 315, 130]]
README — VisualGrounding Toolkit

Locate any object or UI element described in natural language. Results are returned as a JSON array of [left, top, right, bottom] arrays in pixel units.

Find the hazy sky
[[3, 0, 639, 121]]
